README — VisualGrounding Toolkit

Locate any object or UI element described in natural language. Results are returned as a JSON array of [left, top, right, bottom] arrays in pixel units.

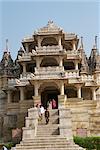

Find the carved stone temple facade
[[0, 21, 100, 141]]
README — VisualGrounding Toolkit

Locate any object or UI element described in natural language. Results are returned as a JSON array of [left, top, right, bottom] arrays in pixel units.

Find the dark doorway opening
[[41, 89, 59, 109]]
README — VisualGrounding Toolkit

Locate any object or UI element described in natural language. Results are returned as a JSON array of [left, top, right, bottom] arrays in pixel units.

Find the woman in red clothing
[[52, 99, 57, 109]]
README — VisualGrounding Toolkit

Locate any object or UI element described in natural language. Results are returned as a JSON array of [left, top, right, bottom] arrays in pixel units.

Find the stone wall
[[65, 99, 100, 136]]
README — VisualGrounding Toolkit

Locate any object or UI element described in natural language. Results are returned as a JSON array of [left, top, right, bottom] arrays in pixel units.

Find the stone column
[[58, 36, 61, 47], [75, 60, 78, 70], [73, 41, 76, 50], [59, 57, 63, 67], [76, 84, 82, 99], [22, 63, 26, 73], [60, 82, 64, 95], [25, 43, 29, 53], [36, 57, 40, 68], [34, 82, 39, 96], [19, 87, 25, 101], [92, 87, 96, 100], [38, 36, 42, 48], [7, 90, 12, 103], [32, 82, 41, 106], [77, 86, 81, 98]]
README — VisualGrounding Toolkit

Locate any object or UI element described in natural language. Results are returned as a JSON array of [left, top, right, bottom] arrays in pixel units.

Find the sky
[[0, 0, 100, 60]]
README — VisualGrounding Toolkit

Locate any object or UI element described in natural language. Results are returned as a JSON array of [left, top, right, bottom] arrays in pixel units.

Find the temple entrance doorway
[[41, 87, 60, 109]]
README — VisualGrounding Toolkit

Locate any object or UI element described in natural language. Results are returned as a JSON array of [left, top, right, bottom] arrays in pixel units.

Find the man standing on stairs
[[45, 108, 50, 124], [40, 104, 45, 121]]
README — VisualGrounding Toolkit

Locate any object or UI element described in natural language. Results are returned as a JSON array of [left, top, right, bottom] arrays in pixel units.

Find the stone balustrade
[[81, 75, 94, 82], [35, 66, 64, 75], [8, 79, 17, 86], [65, 70, 79, 78], [20, 72, 34, 79], [36, 45, 64, 54], [66, 50, 81, 59], [18, 52, 31, 61]]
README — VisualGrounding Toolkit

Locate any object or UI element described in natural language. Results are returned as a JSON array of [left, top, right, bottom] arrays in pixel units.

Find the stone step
[[22, 136, 68, 141], [19, 142, 80, 147], [37, 126, 59, 135], [21, 140, 69, 145], [16, 148, 84, 150], [48, 109, 59, 115], [38, 117, 59, 125], [16, 144, 83, 149]]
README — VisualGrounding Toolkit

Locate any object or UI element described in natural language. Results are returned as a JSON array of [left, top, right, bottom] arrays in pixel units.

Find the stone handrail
[[36, 45, 64, 53], [65, 70, 79, 78], [18, 52, 31, 61], [20, 72, 36, 81], [35, 66, 64, 74], [81, 75, 94, 82], [8, 79, 16, 86]]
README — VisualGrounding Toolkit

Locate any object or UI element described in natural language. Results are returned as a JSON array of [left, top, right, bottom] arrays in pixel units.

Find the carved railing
[[65, 70, 79, 78], [35, 66, 64, 75], [81, 75, 94, 82], [8, 79, 17, 86], [66, 50, 81, 59], [18, 52, 31, 61], [36, 45, 64, 54], [20, 72, 34, 79]]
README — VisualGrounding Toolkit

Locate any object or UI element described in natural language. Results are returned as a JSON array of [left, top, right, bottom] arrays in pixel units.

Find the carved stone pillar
[[34, 82, 39, 96], [73, 41, 76, 50], [25, 43, 29, 52], [75, 84, 82, 99], [92, 87, 96, 100], [37, 36, 42, 48], [36, 57, 40, 68], [22, 63, 26, 73], [7, 90, 12, 103], [59, 57, 63, 67], [75, 60, 78, 70], [77, 86, 81, 98], [19, 87, 25, 101], [60, 82, 64, 95], [58, 36, 61, 47]]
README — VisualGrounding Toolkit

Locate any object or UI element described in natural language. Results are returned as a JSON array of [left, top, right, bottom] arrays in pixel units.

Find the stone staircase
[[13, 108, 85, 150]]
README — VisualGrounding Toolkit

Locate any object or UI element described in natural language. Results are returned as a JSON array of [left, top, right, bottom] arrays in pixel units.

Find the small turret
[[88, 36, 100, 73], [0, 40, 14, 76], [79, 37, 89, 74]]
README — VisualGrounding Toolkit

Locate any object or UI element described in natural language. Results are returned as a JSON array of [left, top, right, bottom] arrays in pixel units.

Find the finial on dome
[[48, 20, 53, 24], [95, 35, 97, 49], [80, 36, 83, 49], [92, 36, 97, 50], [4, 39, 9, 52]]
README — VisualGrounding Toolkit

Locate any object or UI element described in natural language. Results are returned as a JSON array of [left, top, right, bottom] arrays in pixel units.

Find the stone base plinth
[[58, 95, 67, 108], [32, 96, 41, 106], [22, 127, 36, 140]]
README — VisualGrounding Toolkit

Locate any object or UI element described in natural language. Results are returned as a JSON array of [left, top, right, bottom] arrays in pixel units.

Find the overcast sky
[[0, 0, 100, 60]]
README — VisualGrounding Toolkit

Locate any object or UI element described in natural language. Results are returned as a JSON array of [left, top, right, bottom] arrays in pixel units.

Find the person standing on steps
[[45, 108, 50, 124], [35, 104, 41, 121], [40, 104, 45, 121]]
